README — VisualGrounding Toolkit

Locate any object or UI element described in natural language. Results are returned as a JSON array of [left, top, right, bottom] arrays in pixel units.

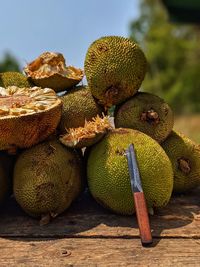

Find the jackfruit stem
[[40, 214, 51, 226], [140, 109, 159, 124], [178, 158, 191, 174]]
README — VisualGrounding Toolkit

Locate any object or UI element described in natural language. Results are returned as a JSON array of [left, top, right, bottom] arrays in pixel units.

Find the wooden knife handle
[[133, 192, 152, 246]]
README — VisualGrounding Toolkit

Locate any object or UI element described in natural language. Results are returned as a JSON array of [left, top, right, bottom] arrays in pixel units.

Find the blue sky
[[0, 0, 139, 69]]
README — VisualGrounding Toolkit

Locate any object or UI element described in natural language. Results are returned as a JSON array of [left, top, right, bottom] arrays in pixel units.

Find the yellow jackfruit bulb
[[87, 128, 173, 215], [13, 140, 85, 224], [114, 92, 174, 143], [162, 131, 200, 193], [84, 36, 147, 107], [24, 52, 84, 92]]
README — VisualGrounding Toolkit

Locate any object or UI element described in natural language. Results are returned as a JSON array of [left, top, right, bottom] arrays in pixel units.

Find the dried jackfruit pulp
[[58, 86, 104, 133], [60, 115, 112, 148], [162, 131, 200, 193], [84, 36, 147, 107], [0, 86, 62, 152], [114, 92, 174, 143], [24, 52, 84, 92], [87, 128, 173, 215], [13, 140, 84, 224]]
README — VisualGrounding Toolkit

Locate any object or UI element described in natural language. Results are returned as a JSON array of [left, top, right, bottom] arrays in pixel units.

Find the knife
[[126, 144, 153, 246]]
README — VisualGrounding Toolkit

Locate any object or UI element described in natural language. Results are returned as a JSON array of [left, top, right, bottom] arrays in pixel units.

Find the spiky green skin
[[87, 128, 173, 215], [14, 140, 84, 218], [0, 72, 32, 88], [58, 86, 104, 133], [162, 131, 200, 193], [84, 36, 147, 107], [114, 92, 174, 143]]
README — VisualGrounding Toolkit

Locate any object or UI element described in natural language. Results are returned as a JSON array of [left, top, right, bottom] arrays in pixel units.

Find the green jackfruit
[[114, 92, 174, 143], [84, 36, 147, 107], [162, 131, 200, 193], [13, 140, 84, 223], [58, 86, 104, 133], [0, 72, 32, 88], [87, 128, 173, 215]]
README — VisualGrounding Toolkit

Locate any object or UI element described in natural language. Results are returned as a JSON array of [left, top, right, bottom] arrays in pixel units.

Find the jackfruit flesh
[[13, 140, 84, 223], [0, 86, 62, 151], [24, 52, 84, 92], [60, 115, 112, 148], [114, 92, 174, 143], [162, 131, 200, 193], [0, 72, 32, 88], [84, 36, 147, 107], [87, 128, 173, 215], [58, 86, 104, 133]]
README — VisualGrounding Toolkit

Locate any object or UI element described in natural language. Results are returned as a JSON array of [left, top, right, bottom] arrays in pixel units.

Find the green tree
[[130, 0, 200, 113], [0, 53, 21, 73]]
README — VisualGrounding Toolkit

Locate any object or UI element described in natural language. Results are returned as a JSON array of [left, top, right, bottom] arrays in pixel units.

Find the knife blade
[[126, 144, 152, 246]]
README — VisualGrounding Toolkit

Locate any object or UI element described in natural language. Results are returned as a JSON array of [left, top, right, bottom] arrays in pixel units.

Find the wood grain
[[0, 237, 200, 266], [0, 189, 199, 238]]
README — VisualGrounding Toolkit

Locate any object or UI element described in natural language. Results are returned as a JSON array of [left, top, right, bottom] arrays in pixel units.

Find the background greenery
[[130, 0, 200, 114]]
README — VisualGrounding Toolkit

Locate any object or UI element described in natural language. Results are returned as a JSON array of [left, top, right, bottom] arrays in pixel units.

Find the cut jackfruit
[[60, 115, 112, 148], [24, 52, 84, 92], [0, 86, 62, 151]]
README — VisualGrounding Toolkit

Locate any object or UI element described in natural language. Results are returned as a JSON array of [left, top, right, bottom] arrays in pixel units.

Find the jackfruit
[[24, 52, 84, 92], [87, 128, 173, 215], [0, 86, 62, 152], [13, 140, 84, 224], [162, 131, 200, 193], [114, 92, 174, 143], [60, 115, 112, 148], [0, 72, 32, 88], [84, 36, 147, 107], [58, 86, 104, 133]]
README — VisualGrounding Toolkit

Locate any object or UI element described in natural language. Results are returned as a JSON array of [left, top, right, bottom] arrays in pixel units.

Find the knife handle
[[133, 192, 152, 246]]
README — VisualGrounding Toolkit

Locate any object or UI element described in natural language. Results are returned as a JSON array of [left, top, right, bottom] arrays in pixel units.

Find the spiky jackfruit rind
[[29, 72, 83, 92], [114, 92, 174, 143], [87, 128, 173, 215], [84, 36, 147, 107], [13, 140, 84, 218], [162, 131, 200, 193], [0, 87, 62, 151], [58, 86, 104, 133], [0, 72, 33, 88]]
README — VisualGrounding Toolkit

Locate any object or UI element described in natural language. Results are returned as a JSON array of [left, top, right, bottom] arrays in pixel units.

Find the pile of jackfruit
[[0, 36, 200, 224]]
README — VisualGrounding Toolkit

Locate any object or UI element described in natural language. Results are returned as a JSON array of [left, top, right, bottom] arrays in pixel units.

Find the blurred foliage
[[130, 0, 200, 113], [0, 53, 20, 73]]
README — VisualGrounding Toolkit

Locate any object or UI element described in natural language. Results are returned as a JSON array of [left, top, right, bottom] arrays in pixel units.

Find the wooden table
[[0, 188, 200, 266]]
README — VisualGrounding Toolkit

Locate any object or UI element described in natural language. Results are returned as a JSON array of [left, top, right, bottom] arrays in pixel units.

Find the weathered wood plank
[[0, 189, 199, 238], [0, 237, 200, 266]]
